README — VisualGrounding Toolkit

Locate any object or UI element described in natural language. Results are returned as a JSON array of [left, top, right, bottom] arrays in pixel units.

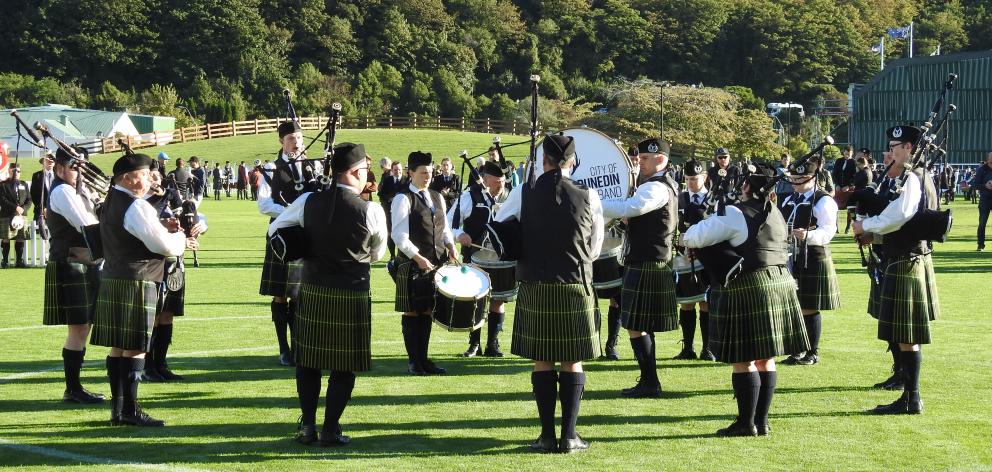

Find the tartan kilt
[[295, 282, 372, 372], [708, 266, 808, 364], [867, 273, 882, 320], [43, 260, 100, 325], [90, 278, 159, 351], [393, 256, 435, 313], [511, 282, 601, 362], [258, 242, 302, 299], [0, 217, 26, 241], [793, 246, 841, 311], [160, 257, 185, 316], [877, 255, 939, 345], [620, 260, 679, 333]]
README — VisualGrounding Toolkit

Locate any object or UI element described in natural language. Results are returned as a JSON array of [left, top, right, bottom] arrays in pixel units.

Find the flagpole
[[881, 36, 885, 70], [909, 21, 914, 58]]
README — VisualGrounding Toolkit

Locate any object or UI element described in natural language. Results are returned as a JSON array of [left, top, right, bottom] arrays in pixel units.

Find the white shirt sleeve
[[267, 193, 310, 236], [683, 205, 749, 248], [861, 172, 922, 235], [438, 197, 455, 246], [601, 180, 669, 219], [391, 194, 420, 258], [48, 184, 98, 231], [588, 189, 605, 258], [805, 195, 838, 246], [494, 184, 522, 222], [447, 192, 474, 239], [257, 167, 284, 218], [123, 199, 186, 257], [368, 202, 388, 263]]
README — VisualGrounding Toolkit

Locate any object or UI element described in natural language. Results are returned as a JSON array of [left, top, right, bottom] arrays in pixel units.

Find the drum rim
[[469, 254, 517, 269], [591, 279, 623, 289], [434, 264, 492, 300], [433, 317, 486, 333]]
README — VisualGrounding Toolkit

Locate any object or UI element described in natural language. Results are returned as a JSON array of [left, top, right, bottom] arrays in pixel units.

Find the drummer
[[448, 161, 510, 357], [602, 138, 679, 398], [675, 158, 715, 361], [391, 151, 458, 375]]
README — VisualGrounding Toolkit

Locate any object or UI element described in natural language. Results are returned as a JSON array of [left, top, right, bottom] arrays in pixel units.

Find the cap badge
[[647, 143, 659, 153], [892, 127, 903, 138]]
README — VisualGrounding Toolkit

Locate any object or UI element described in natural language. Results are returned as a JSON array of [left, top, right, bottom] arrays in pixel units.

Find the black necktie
[[418, 190, 433, 213], [692, 194, 701, 205]]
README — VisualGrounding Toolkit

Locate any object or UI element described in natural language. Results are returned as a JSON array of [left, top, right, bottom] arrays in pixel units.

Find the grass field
[[1, 130, 991, 471]]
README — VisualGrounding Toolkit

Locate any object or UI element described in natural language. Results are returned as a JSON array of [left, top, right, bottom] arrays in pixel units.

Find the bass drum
[[534, 127, 635, 211]]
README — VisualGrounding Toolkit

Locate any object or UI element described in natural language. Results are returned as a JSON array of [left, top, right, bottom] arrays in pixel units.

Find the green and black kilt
[[867, 272, 882, 320], [877, 254, 939, 345], [258, 242, 302, 299], [620, 260, 679, 333], [708, 265, 808, 364], [90, 278, 159, 351], [160, 257, 185, 316], [42, 260, 100, 325], [511, 282, 600, 362], [295, 282, 372, 372], [0, 217, 26, 241], [793, 245, 841, 311], [393, 255, 435, 313]]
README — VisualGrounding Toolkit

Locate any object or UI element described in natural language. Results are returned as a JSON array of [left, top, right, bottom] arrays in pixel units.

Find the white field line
[[0, 316, 270, 333], [0, 437, 213, 472]]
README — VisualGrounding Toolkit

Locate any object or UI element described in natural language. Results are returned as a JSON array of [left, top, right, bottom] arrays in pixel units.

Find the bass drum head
[[434, 264, 491, 300], [534, 128, 635, 205]]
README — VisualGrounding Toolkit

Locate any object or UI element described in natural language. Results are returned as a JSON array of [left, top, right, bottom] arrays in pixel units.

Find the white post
[[909, 21, 914, 58], [881, 36, 885, 70]]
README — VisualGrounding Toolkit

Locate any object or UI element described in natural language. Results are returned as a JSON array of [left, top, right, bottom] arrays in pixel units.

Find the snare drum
[[672, 254, 709, 305], [592, 237, 624, 296], [471, 247, 518, 301], [433, 264, 491, 332]]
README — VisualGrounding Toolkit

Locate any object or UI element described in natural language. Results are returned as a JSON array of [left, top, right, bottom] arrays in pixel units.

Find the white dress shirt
[[686, 188, 708, 206], [269, 186, 388, 263], [494, 179, 606, 258], [601, 171, 672, 219], [861, 172, 922, 235], [447, 187, 506, 239], [682, 204, 749, 249], [257, 154, 307, 218], [48, 183, 98, 231], [115, 185, 186, 257], [781, 190, 838, 247], [391, 184, 455, 258]]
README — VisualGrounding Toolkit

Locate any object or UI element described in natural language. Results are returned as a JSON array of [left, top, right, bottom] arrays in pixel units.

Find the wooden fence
[[91, 115, 531, 155]]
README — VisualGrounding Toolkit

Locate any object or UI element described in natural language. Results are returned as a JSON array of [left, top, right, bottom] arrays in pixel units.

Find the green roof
[[0, 105, 136, 140]]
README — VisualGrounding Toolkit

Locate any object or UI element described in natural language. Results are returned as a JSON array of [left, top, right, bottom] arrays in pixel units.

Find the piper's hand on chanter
[[791, 228, 807, 241], [413, 254, 435, 272], [188, 221, 207, 238], [185, 237, 199, 251]]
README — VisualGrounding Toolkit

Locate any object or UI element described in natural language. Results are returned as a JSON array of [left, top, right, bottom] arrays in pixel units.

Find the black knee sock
[[419, 313, 433, 364], [804, 313, 822, 352], [699, 311, 710, 349], [295, 365, 322, 425], [106, 356, 122, 415], [14, 241, 24, 261], [888, 341, 901, 373], [754, 371, 777, 427], [1, 242, 8, 262], [324, 371, 356, 432], [902, 350, 922, 393], [606, 305, 620, 346], [679, 309, 696, 347], [120, 358, 145, 416], [63, 348, 84, 392], [731, 372, 760, 427], [468, 328, 481, 346], [272, 301, 290, 354], [531, 371, 558, 439], [487, 312, 504, 340], [629, 335, 658, 386], [558, 371, 586, 440], [156, 324, 174, 369], [401, 316, 419, 365]]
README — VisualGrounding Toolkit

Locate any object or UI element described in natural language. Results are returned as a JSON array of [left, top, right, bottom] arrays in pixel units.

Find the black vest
[[882, 169, 938, 258], [626, 174, 677, 264], [736, 199, 789, 273], [678, 191, 708, 233], [268, 154, 314, 207], [457, 185, 495, 260], [100, 188, 166, 281], [518, 171, 593, 284], [399, 187, 447, 264], [302, 188, 374, 291], [46, 180, 88, 260], [779, 190, 828, 230]]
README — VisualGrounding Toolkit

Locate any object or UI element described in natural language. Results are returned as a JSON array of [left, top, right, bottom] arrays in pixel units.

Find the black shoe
[[295, 423, 319, 445], [157, 367, 184, 381], [279, 352, 294, 367], [422, 360, 446, 375], [796, 352, 819, 365], [15, 259, 26, 268], [756, 423, 771, 436], [320, 427, 352, 447], [699, 349, 716, 361], [872, 371, 899, 389], [530, 435, 558, 453], [603, 343, 620, 360], [978, 246, 985, 252], [1, 260, 7, 269], [673, 348, 697, 360], [142, 368, 165, 382], [483, 341, 504, 357], [620, 382, 661, 398], [462, 344, 481, 357], [559, 435, 589, 453], [407, 362, 427, 376], [110, 410, 121, 426], [780, 354, 803, 365], [119, 404, 165, 427], [63, 388, 105, 404], [620, 377, 643, 395], [716, 420, 757, 437], [870, 392, 922, 415]]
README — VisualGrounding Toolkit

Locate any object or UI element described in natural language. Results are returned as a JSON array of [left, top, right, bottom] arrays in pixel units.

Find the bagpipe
[[273, 89, 344, 197]]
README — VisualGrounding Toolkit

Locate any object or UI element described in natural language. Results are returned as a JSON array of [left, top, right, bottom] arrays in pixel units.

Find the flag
[[930, 44, 941, 56], [871, 42, 883, 53], [887, 26, 910, 39]]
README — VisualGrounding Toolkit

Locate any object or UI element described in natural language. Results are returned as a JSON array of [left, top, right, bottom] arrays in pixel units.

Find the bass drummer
[[674, 159, 715, 361], [448, 161, 510, 357], [602, 138, 680, 398]]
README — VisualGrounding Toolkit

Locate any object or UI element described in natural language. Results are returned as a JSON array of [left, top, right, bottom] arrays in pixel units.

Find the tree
[[353, 61, 402, 116], [92, 81, 134, 111]]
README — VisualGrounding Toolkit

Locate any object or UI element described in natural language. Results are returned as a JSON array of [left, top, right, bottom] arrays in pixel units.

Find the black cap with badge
[[330, 143, 366, 173], [886, 125, 922, 147], [113, 153, 154, 176], [482, 161, 504, 177], [278, 120, 303, 138], [637, 138, 670, 156], [543, 134, 575, 163], [683, 158, 705, 177]]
